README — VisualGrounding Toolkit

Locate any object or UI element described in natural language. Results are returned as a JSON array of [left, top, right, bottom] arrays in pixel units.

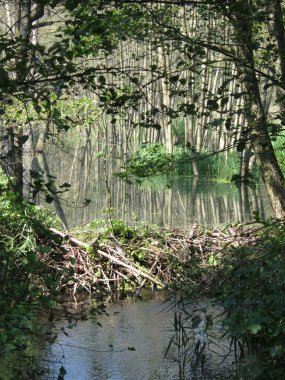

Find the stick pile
[[44, 223, 264, 295]]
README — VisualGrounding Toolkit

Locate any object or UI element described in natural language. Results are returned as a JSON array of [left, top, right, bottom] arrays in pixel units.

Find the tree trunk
[[243, 84, 285, 218], [1, 1, 46, 196], [240, 146, 252, 180], [234, 8, 285, 219], [252, 128, 285, 218], [272, 0, 285, 121]]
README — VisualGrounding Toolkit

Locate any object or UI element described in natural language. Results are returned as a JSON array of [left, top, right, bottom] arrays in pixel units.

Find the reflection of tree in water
[[23, 150, 69, 229], [31, 135, 272, 229]]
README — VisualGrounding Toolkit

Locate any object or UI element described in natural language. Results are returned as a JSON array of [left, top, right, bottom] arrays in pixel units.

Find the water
[[24, 137, 273, 229], [43, 292, 231, 380]]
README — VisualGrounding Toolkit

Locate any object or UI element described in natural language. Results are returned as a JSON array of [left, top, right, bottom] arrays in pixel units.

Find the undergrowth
[[175, 220, 285, 379], [219, 221, 285, 379], [116, 143, 242, 184], [273, 137, 285, 174], [0, 170, 62, 379], [116, 138, 285, 186], [1, 158, 285, 379]]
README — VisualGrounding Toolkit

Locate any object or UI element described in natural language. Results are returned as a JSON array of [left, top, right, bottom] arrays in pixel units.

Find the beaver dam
[[46, 220, 267, 296]]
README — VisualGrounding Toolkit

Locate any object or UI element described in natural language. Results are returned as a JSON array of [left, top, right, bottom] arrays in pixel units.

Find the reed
[[173, 148, 240, 182], [273, 138, 285, 174]]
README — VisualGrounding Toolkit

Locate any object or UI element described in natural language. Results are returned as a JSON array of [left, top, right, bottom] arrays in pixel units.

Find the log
[[135, 259, 159, 297], [97, 249, 163, 287], [50, 228, 164, 288], [50, 228, 90, 250]]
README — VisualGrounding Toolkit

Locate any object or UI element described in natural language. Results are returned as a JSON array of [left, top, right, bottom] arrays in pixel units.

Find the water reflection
[[43, 293, 231, 380], [25, 136, 273, 228]]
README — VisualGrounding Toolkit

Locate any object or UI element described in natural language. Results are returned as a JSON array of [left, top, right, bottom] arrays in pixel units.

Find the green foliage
[[65, 1, 175, 56], [116, 144, 241, 184], [0, 351, 46, 380], [75, 218, 136, 243], [172, 119, 185, 144], [164, 220, 285, 378], [72, 218, 165, 269], [273, 137, 285, 174], [177, 150, 241, 182], [116, 144, 175, 183], [1, 95, 100, 137], [219, 221, 285, 378], [0, 169, 61, 370], [107, 219, 136, 241], [74, 217, 160, 244], [74, 219, 106, 242]]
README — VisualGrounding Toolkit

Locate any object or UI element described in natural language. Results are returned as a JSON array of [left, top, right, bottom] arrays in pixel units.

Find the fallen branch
[[48, 223, 266, 296], [97, 249, 163, 287], [50, 228, 164, 288]]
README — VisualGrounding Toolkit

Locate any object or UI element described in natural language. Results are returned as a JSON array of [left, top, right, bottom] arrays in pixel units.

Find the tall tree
[[220, 0, 285, 218]]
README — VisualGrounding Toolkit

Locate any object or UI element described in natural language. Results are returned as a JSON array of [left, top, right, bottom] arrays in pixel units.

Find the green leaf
[[59, 182, 71, 189], [236, 140, 246, 152], [179, 78, 187, 85], [98, 75, 106, 84], [69, 257, 76, 265], [96, 151, 105, 158], [38, 245, 52, 254], [208, 255, 218, 266], [248, 323, 262, 335], [207, 99, 219, 111], [83, 198, 91, 206], [18, 135, 29, 144]]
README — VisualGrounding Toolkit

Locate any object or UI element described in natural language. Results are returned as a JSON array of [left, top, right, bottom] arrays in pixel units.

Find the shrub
[[220, 221, 285, 379]]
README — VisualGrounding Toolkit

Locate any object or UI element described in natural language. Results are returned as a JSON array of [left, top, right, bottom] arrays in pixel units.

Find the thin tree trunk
[[235, 10, 285, 218]]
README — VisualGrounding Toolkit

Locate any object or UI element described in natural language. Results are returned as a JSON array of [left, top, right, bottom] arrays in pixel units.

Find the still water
[[43, 292, 231, 380], [24, 138, 273, 229]]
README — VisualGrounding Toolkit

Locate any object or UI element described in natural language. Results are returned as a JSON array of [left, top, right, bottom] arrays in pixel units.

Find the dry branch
[[48, 223, 265, 295], [50, 228, 164, 288]]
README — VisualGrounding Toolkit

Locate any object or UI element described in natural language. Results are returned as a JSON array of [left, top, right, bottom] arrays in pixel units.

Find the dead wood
[[50, 228, 164, 289], [48, 223, 265, 295]]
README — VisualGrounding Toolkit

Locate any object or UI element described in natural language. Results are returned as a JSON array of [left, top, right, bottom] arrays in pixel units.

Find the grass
[[273, 136, 285, 174], [174, 149, 240, 182]]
